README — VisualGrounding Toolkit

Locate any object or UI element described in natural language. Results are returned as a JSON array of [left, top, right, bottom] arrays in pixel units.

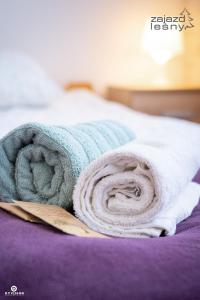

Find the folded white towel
[[73, 140, 200, 238]]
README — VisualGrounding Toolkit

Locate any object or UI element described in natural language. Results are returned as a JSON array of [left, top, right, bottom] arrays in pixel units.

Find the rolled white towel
[[73, 141, 200, 238]]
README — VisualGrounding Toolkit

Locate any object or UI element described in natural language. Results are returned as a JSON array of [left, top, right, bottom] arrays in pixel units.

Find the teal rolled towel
[[0, 120, 134, 208]]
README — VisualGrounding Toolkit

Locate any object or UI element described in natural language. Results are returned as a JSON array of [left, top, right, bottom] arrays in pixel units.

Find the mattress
[[0, 171, 199, 300]]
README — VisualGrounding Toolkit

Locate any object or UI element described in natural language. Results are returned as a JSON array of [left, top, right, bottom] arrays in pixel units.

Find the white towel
[[73, 139, 200, 238]]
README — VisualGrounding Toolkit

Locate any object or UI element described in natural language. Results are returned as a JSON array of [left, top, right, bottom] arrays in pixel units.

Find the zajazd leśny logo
[[151, 8, 194, 31]]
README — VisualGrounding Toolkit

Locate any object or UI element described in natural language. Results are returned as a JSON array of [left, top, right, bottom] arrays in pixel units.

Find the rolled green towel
[[0, 120, 134, 208]]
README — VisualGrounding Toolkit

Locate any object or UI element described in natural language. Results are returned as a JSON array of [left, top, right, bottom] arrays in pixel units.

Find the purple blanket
[[0, 173, 200, 300]]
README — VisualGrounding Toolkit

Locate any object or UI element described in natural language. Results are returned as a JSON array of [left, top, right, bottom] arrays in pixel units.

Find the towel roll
[[73, 141, 200, 237], [0, 121, 134, 208]]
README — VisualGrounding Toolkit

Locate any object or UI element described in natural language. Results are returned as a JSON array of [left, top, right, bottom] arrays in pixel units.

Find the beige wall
[[183, 0, 200, 87], [0, 0, 199, 92]]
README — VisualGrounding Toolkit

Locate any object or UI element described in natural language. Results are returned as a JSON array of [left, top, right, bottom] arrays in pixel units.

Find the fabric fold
[[0, 120, 134, 208], [73, 140, 200, 238]]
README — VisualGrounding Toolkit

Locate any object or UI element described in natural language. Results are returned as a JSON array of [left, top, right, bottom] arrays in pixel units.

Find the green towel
[[0, 120, 134, 208]]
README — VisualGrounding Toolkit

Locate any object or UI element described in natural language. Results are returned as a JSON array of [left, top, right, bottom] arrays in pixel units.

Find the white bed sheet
[[0, 90, 149, 136], [0, 90, 199, 147]]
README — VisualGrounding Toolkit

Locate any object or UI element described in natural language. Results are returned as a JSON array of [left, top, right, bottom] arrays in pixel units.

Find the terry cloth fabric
[[0, 120, 134, 208], [73, 139, 200, 238]]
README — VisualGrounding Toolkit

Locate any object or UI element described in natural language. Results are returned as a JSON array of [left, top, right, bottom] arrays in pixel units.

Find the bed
[[0, 52, 200, 299], [0, 90, 199, 300]]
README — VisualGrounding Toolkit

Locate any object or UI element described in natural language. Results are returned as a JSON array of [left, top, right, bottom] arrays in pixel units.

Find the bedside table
[[106, 86, 200, 123]]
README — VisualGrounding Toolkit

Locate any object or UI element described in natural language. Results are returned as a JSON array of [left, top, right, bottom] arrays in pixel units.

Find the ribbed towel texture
[[0, 120, 134, 208], [73, 140, 200, 238]]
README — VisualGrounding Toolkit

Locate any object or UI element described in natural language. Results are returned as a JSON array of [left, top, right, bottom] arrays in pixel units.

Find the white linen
[[1, 89, 200, 141], [0, 52, 63, 108]]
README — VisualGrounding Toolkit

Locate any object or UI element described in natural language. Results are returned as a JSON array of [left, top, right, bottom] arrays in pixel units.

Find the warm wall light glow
[[142, 21, 183, 65]]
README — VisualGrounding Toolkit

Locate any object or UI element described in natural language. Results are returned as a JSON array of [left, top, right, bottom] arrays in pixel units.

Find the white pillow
[[0, 52, 63, 108]]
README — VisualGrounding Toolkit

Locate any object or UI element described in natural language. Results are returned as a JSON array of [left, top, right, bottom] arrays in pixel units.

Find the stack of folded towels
[[0, 117, 200, 238]]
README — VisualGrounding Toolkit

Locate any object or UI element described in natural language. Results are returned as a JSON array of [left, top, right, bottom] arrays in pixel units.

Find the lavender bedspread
[[0, 172, 200, 300]]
